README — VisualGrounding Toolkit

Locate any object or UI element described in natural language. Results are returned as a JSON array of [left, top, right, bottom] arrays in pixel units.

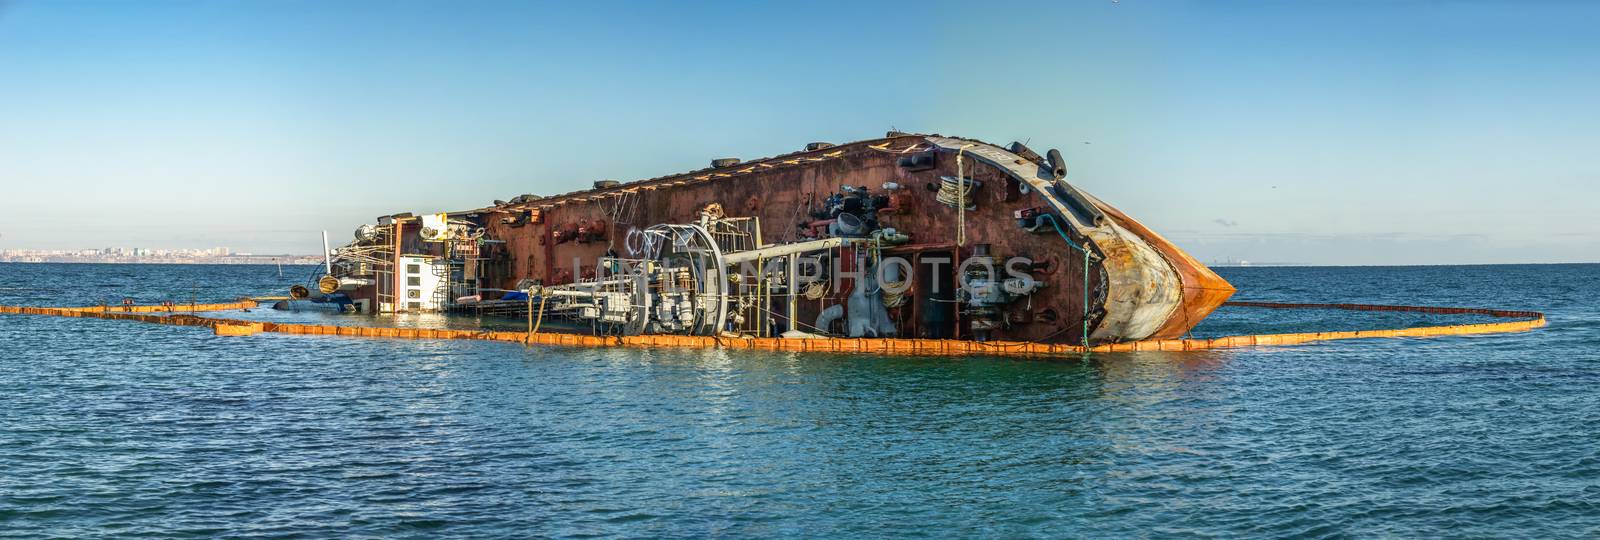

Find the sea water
[[1, 263, 1596, 537]]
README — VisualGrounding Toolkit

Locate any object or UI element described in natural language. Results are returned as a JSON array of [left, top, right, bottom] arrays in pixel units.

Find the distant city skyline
[[4, 247, 246, 256], [6, 246, 235, 254], [0, 246, 322, 264], [1, 1, 1596, 265]]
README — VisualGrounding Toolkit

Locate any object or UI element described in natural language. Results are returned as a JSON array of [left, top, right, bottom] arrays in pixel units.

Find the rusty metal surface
[[479, 135, 1108, 343], [450, 133, 1228, 344]]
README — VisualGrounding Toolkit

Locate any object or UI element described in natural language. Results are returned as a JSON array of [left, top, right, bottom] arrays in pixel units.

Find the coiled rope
[[880, 285, 909, 308], [802, 280, 829, 301], [936, 176, 978, 209]]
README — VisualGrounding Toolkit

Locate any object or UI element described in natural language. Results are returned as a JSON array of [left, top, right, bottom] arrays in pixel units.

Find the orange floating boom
[[0, 300, 1546, 357]]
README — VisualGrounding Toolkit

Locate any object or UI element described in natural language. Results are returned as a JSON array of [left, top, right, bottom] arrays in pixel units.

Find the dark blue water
[[2, 263, 1597, 538]]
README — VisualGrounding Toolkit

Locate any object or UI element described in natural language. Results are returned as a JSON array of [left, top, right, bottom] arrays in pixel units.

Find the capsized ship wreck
[[308, 133, 1235, 346]]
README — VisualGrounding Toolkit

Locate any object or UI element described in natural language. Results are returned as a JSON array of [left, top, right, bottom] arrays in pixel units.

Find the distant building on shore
[[0, 248, 321, 265]]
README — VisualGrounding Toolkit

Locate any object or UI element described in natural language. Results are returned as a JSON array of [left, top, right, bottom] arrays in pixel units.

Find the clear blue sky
[[1, 1, 1595, 264]]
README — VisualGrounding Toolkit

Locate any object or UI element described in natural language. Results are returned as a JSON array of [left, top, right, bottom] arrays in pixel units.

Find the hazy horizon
[[2, 1, 1596, 265]]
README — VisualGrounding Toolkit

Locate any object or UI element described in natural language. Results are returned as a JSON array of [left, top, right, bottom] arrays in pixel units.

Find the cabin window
[[407, 276, 421, 286], [407, 264, 421, 274]]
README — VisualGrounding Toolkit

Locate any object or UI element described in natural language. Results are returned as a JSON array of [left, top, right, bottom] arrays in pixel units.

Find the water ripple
[[2, 263, 1599, 537]]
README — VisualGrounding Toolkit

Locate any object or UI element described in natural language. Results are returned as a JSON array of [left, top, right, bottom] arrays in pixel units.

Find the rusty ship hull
[[322, 133, 1234, 346]]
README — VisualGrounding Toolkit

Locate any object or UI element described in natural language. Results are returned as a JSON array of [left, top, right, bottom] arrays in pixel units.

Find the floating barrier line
[[1, 300, 261, 315], [0, 300, 1546, 357]]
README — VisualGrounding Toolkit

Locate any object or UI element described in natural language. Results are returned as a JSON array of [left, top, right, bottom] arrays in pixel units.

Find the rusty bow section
[[920, 137, 1234, 342], [1085, 194, 1237, 340]]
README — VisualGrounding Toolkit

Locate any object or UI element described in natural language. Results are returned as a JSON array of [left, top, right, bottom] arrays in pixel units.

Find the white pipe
[[322, 230, 332, 274], [337, 277, 374, 290], [721, 237, 853, 264], [787, 254, 799, 332]]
